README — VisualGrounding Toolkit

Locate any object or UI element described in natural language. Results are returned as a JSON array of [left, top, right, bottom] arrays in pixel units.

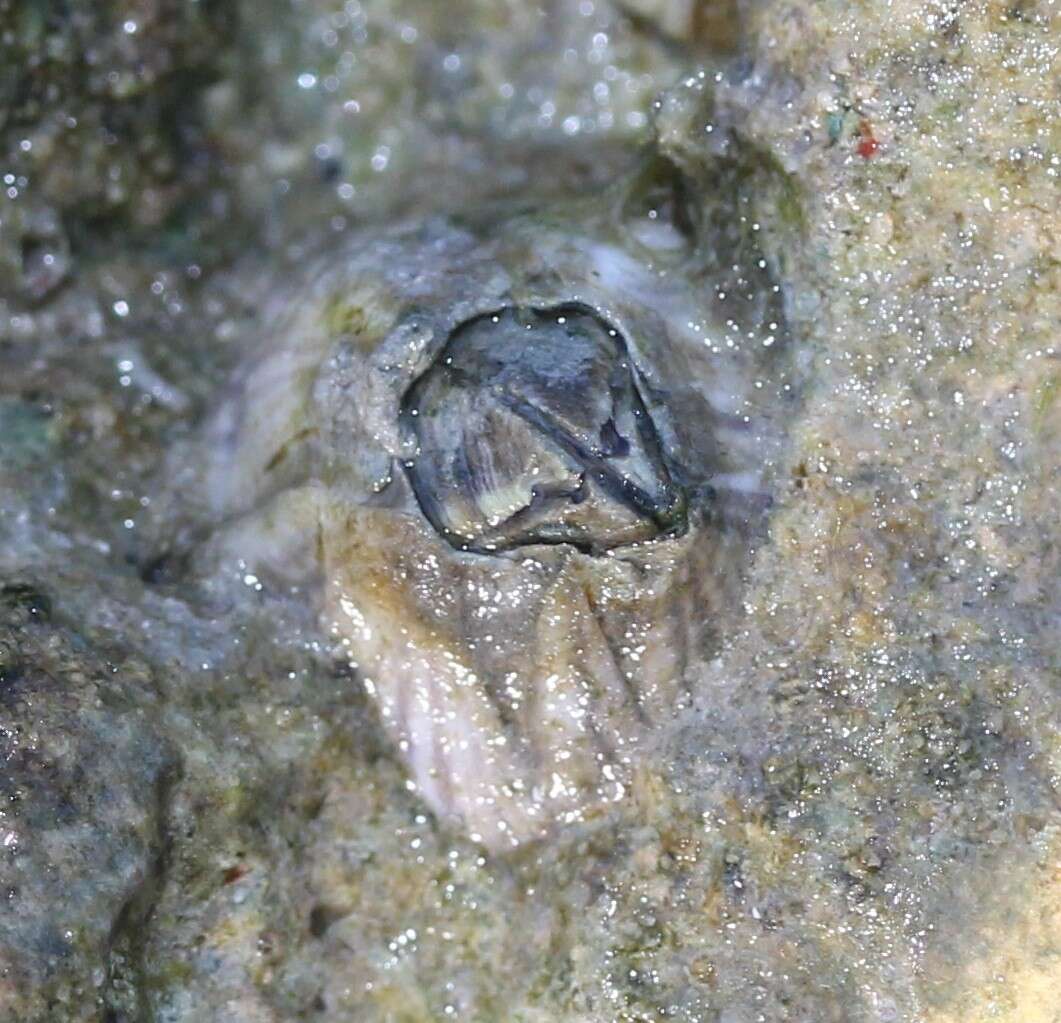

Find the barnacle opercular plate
[[401, 304, 687, 555]]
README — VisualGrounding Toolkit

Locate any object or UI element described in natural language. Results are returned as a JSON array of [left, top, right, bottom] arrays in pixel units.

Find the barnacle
[[177, 211, 789, 848]]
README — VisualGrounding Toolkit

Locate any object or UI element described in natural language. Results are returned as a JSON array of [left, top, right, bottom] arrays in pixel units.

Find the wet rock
[[0, 584, 177, 1021], [0, 0, 1057, 1020], [0, 0, 236, 301]]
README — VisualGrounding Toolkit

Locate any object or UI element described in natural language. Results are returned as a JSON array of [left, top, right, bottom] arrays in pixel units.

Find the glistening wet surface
[[0, 1, 1057, 1021]]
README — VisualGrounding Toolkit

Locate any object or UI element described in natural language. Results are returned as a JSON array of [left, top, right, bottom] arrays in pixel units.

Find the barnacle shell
[[186, 209, 790, 848]]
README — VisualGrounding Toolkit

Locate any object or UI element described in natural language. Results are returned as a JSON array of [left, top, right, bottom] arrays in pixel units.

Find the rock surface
[[0, 582, 176, 1021], [0, 1, 1057, 1021]]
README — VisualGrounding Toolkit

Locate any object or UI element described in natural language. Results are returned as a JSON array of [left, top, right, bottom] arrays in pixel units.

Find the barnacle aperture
[[401, 304, 687, 554]]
